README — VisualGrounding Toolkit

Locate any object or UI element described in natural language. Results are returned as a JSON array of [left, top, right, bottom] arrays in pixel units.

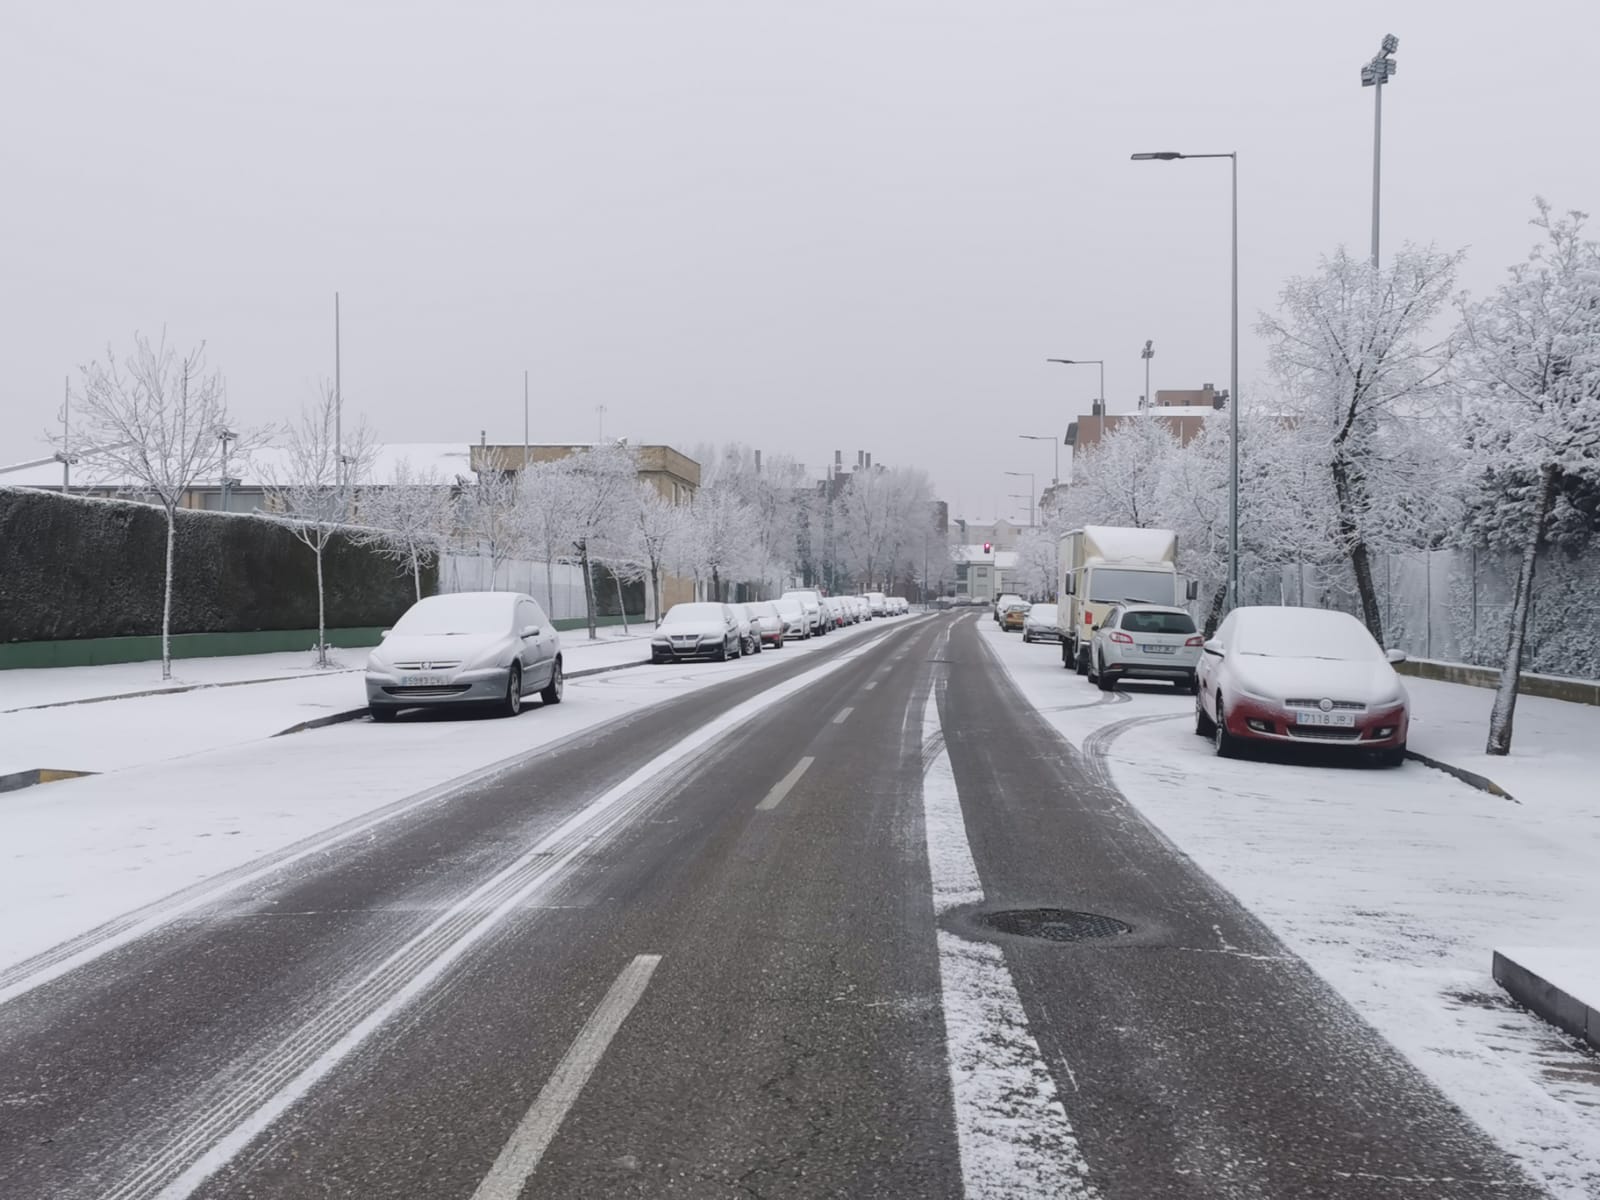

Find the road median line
[[756, 757, 815, 811]]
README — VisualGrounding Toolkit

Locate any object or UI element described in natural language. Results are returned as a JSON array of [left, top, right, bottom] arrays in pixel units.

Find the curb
[[1493, 949, 1600, 1051], [3, 669, 361, 714], [268, 656, 653, 737], [1403, 750, 1518, 803], [0, 767, 98, 795]]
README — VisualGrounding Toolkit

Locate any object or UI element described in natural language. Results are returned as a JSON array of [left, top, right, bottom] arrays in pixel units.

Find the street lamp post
[[216, 426, 237, 513], [1004, 471, 1036, 527], [1019, 434, 1059, 488], [1361, 34, 1399, 268], [1045, 358, 1105, 413], [1140, 339, 1155, 410], [1132, 149, 1239, 611]]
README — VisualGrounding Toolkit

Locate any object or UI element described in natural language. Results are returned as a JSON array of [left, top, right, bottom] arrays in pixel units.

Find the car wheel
[[1062, 643, 1074, 670], [651, 651, 666, 664], [1096, 655, 1114, 692], [369, 705, 397, 723], [1376, 744, 1406, 768], [1194, 692, 1216, 737], [714, 640, 728, 662], [1186, 672, 1201, 695], [540, 657, 563, 705], [1022, 631, 1031, 643], [501, 665, 523, 718], [1075, 647, 1090, 676], [1213, 702, 1238, 758]]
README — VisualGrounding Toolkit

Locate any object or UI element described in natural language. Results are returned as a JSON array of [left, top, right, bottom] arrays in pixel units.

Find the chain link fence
[[1247, 547, 1600, 681]]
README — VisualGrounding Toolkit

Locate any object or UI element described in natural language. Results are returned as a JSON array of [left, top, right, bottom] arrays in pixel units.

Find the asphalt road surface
[[0, 613, 1547, 1199]]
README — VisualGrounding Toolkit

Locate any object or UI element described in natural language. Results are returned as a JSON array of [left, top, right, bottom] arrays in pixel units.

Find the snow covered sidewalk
[[0, 631, 655, 778]]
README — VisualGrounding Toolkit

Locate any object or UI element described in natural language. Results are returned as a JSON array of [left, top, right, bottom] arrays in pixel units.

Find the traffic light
[[983, 541, 992, 553]]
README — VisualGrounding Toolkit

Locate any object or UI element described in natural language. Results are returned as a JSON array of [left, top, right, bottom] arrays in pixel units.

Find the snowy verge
[[977, 620, 1600, 1200]]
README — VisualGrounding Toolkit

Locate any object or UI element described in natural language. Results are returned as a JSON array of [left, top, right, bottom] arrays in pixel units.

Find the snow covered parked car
[[782, 589, 829, 636], [772, 595, 811, 641], [741, 601, 785, 649], [652, 602, 743, 663], [1195, 606, 1410, 766], [1022, 603, 1060, 643], [365, 591, 563, 721], [1088, 603, 1202, 691]]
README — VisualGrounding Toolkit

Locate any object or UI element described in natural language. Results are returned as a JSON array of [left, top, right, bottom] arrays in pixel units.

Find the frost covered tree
[[630, 484, 687, 622], [684, 484, 762, 600], [456, 467, 523, 590], [353, 460, 454, 600], [1457, 201, 1600, 755], [563, 442, 639, 639], [1065, 416, 1182, 531], [1259, 245, 1462, 644], [262, 388, 375, 668], [518, 456, 580, 618], [61, 334, 264, 679], [1011, 527, 1059, 600]]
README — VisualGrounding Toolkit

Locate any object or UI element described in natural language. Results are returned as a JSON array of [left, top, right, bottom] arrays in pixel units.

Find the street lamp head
[[1141, 339, 1154, 359], [1382, 33, 1398, 54], [1131, 151, 1183, 161]]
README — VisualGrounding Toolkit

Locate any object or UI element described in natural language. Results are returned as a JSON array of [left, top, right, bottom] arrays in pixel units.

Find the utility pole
[[596, 404, 607, 443], [523, 369, 530, 472], [334, 291, 342, 487], [1361, 35, 1399, 268], [1141, 340, 1154, 411], [57, 376, 72, 493], [217, 426, 237, 512]]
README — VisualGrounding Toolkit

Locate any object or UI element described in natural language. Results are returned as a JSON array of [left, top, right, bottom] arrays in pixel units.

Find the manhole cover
[[978, 908, 1131, 942]]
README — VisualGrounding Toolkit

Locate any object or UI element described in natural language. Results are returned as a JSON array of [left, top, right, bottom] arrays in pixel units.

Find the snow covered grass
[[0, 615, 906, 978], [979, 619, 1600, 1200]]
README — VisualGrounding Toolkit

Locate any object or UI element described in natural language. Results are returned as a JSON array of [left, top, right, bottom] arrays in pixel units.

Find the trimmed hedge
[[0, 487, 432, 643]]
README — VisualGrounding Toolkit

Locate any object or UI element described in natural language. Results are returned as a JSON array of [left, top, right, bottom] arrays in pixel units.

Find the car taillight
[[1109, 631, 1133, 644], [1185, 636, 1203, 647]]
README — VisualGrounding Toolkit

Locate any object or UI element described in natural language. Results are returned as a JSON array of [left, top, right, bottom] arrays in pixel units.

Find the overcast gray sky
[[5, 1, 1598, 524]]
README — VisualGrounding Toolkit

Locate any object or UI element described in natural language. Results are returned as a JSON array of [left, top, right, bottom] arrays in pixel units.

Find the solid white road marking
[[833, 706, 854, 724], [864, 681, 878, 690], [470, 955, 661, 1200], [920, 685, 1099, 1199], [757, 756, 815, 811]]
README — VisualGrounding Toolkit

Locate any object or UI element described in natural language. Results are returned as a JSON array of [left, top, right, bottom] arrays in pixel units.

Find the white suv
[[1088, 603, 1203, 693]]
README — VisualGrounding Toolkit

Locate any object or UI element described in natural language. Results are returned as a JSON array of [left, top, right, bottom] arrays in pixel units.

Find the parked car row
[[652, 590, 911, 664], [1009, 594, 1413, 767]]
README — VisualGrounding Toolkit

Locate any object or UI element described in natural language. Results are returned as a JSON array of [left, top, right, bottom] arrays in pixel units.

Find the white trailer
[[1055, 526, 1193, 673]]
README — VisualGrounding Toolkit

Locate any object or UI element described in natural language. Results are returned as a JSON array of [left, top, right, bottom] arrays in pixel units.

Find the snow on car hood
[[657, 619, 725, 639], [1232, 655, 1406, 705], [370, 632, 504, 666]]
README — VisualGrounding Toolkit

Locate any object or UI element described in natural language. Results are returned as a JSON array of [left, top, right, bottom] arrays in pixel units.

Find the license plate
[[1294, 710, 1354, 727], [402, 674, 447, 687], [1140, 644, 1176, 654]]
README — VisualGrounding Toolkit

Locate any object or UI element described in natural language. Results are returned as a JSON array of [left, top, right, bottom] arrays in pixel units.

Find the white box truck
[[1056, 525, 1195, 673]]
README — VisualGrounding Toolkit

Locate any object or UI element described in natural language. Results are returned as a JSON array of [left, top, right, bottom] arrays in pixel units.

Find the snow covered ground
[[977, 618, 1600, 1200], [0, 617, 907, 981], [0, 631, 655, 777]]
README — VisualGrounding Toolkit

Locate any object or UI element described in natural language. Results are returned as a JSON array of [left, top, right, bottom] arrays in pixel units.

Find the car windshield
[[1235, 610, 1383, 661], [390, 595, 511, 636], [1088, 569, 1177, 605], [663, 603, 726, 625], [1029, 604, 1058, 623], [1006, 603, 1030, 613], [1120, 610, 1195, 635]]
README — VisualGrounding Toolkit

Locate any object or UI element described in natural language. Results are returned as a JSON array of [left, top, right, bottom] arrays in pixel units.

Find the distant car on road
[[731, 604, 764, 655], [652, 602, 743, 663], [1000, 601, 1031, 632], [865, 591, 888, 618], [823, 596, 849, 629], [887, 596, 909, 615], [366, 591, 563, 721], [993, 593, 1022, 623], [1022, 603, 1060, 643], [1088, 604, 1202, 692], [1195, 606, 1410, 766]]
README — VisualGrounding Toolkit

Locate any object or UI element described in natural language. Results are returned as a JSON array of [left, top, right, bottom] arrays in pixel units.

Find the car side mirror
[[1385, 648, 1407, 664], [1091, 625, 1100, 632], [1203, 638, 1224, 656], [1186, 580, 1199, 601], [521, 624, 539, 639]]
